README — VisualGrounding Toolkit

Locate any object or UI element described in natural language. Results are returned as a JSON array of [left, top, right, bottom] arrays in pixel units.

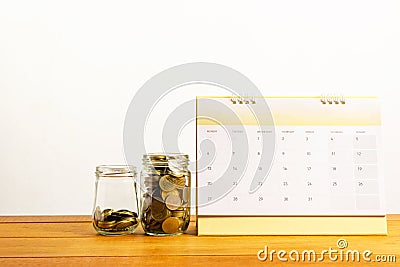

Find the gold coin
[[166, 175, 186, 188], [161, 189, 179, 201], [159, 175, 176, 192], [116, 210, 138, 219], [171, 210, 185, 217], [97, 220, 118, 229], [114, 220, 135, 230], [176, 177, 187, 186], [151, 155, 166, 160], [101, 209, 113, 220], [148, 221, 162, 230], [162, 217, 181, 234], [154, 166, 167, 174], [165, 194, 182, 211], [104, 214, 121, 222], [110, 211, 123, 217], [151, 208, 171, 222], [151, 197, 166, 213], [168, 171, 184, 178]]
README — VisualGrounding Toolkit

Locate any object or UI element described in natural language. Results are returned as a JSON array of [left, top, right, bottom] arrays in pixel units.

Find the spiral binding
[[229, 95, 345, 104], [320, 94, 346, 105], [231, 96, 256, 104]]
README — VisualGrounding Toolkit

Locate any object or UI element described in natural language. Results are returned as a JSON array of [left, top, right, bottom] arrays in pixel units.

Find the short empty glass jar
[[92, 165, 139, 236]]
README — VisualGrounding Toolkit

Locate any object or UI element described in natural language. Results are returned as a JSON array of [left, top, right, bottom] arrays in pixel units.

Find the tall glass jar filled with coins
[[92, 165, 139, 235], [140, 154, 191, 236]]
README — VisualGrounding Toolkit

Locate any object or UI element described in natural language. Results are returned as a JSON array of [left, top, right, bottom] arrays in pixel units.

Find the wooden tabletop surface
[[0, 215, 399, 266]]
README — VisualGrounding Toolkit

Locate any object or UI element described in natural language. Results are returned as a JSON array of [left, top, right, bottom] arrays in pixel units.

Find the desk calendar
[[196, 96, 387, 235]]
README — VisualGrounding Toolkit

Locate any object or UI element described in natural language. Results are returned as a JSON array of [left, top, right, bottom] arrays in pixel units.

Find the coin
[[162, 217, 181, 234], [166, 175, 186, 188], [97, 220, 118, 229], [159, 175, 176, 192], [171, 210, 185, 217], [114, 220, 135, 230], [168, 160, 183, 174], [104, 214, 121, 222], [168, 171, 184, 178], [148, 220, 162, 231], [161, 189, 179, 201], [117, 210, 137, 217], [101, 209, 113, 220], [151, 208, 171, 222], [154, 166, 167, 174], [151, 155, 166, 160], [94, 208, 139, 232], [165, 194, 182, 210], [151, 197, 166, 213]]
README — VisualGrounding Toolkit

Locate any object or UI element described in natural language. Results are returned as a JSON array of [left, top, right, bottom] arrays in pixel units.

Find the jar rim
[[96, 165, 136, 177], [143, 153, 189, 160]]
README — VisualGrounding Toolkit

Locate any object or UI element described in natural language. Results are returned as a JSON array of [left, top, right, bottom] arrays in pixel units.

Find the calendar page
[[196, 96, 385, 217]]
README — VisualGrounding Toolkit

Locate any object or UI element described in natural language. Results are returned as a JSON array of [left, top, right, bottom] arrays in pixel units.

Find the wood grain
[[0, 216, 91, 223], [0, 215, 399, 266], [1, 257, 399, 267]]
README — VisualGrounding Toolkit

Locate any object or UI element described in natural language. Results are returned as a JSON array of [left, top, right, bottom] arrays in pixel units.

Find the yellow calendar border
[[197, 216, 387, 235], [196, 96, 381, 126]]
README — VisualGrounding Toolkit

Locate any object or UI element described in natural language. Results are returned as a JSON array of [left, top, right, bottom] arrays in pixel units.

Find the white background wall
[[0, 1, 399, 215]]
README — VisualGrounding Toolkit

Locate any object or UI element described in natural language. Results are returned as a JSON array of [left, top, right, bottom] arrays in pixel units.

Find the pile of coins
[[93, 206, 139, 234], [141, 165, 190, 235]]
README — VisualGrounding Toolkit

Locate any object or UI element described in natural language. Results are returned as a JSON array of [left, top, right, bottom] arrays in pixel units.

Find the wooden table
[[0, 215, 399, 266]]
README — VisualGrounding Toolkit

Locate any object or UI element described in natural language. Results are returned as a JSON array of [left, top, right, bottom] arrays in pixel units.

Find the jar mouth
[[143, 153, 189, 161], [96, 165, 136, 177]]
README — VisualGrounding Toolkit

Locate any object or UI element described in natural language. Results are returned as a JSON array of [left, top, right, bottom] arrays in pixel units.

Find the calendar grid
[[197, 97, 384, 217]]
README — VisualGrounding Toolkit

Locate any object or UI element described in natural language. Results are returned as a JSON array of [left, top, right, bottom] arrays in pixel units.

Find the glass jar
[[92, 165, 139, 236], [140, 153, 191, 236]]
